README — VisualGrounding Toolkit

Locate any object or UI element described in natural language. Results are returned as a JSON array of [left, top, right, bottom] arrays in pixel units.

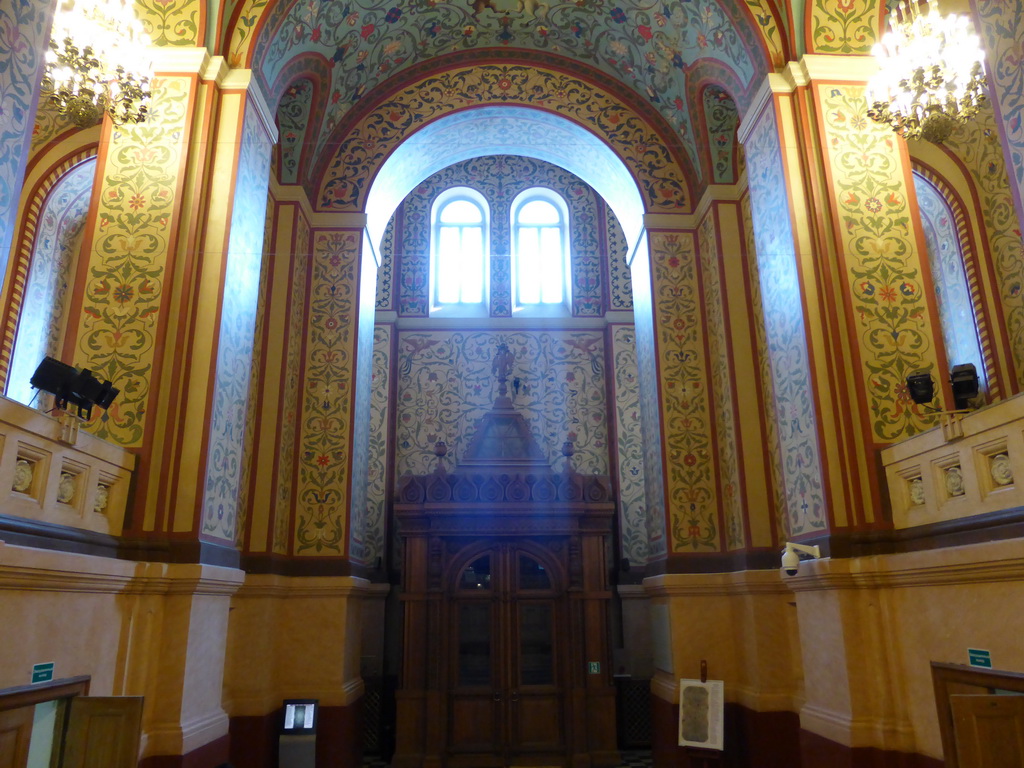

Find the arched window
[[6, 157, 97, 406], [431, 187, 488, 314], [511, 189, 570, 313], [913, 168, 987, 396]]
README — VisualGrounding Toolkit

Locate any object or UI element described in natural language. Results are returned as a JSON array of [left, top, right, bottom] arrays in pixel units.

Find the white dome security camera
[[781, 542, 821, 576]]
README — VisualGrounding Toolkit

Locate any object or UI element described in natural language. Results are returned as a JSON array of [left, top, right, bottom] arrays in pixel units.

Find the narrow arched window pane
[[513, 192, 567, 309], [440, 199, 482, 224], [432, 191, 487, 310], [518, 200, 559, 225]]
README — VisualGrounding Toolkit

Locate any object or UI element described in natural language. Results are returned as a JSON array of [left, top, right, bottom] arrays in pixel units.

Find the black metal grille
[[616, 677, 652, 748]]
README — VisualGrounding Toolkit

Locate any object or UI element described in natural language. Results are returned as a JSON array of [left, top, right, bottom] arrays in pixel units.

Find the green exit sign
[[587, 661, 600, 674], [31, 662, 54, 684], [968, 648, 992, 668]]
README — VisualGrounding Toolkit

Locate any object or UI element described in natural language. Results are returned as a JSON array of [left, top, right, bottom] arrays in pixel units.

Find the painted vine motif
[[295, 229, 360, 555], [362, 324, 392, 566], [942, 106, 1024, 388], [236, 197, 275, 548], [276, 78, 314, 185], [744, 104, 825, 536], [610, 325, 649, 566], [202, 102, 273, 542], [75, 76, 192, 446], [974, 0, 1024, 219], [629, 243, 668, 557], [809, 0, 882, 54], [240, 0, 770, 174], [819, 84, 939, 440], [649, 231, 717, 552], [318, 64, 692, 214], [385, 155, 607, 319], [7, 161, 94, 407], [741, 192, 787, 540], [0, 0, 53, 271], [394, 330, 610, 478], [346, 247, 377, 564], [698, 210, 744, 551], [134, 0, 201, 45], [914, 172, 986, 394], [702, 86, 740, 185], [607, 206, 633, 310], [274, 208, 310, 555]]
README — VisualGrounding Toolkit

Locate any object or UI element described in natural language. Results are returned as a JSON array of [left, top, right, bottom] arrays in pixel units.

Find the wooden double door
[[446, 543, 565, 766]]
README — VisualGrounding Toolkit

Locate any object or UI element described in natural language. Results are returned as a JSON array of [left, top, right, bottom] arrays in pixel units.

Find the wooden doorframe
[[0, 677, 90, 713], [932, 662, 1024, 767], [443, 540, 571, 766]]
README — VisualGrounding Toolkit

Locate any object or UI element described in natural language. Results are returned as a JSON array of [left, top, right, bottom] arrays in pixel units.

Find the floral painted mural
[[394, 330, 610, 478], [202, 102, 274, 543], [384, 155, 613, 319], [242, 0, 769, 178]]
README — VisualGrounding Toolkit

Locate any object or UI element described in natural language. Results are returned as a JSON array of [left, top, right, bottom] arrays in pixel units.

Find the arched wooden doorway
[[392, 380, 618, 768]]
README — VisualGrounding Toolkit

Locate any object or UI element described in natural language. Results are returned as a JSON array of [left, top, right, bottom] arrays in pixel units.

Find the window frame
[[429, 186, 490, 317], [510, 188, 571, 317]]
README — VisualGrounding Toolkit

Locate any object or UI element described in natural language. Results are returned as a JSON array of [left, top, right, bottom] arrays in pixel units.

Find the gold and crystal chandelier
[[41, 0, 153, 127], [866, 0, 987, 143]]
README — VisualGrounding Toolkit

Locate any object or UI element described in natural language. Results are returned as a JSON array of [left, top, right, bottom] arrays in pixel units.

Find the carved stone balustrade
[[0, 396, 134, 537], [881, 393, 1024, 529]]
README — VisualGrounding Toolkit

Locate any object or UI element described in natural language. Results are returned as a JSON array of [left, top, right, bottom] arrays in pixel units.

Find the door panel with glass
[[448, 546, 564, 764]]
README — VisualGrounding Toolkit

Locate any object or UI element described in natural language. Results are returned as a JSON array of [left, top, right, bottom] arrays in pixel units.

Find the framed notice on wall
[[678, 679, 724, 750]]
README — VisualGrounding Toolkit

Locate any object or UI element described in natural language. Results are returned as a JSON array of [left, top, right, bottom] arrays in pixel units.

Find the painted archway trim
[[362, 106, 645, 250], [912, 159, 1006, 400], [313, 51, 696, 216], [0, 146, 98, 388], [269, 53, 333, 183]]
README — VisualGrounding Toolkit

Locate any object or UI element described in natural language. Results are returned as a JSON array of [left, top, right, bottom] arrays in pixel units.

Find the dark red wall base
[[227, 701, 362, 768], [651, 694, 942, 768], [138, 734, 230, 768]]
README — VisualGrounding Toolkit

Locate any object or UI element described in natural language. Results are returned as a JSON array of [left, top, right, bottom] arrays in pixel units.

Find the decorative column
[[64, 51, 277, 558], [739, 54, 950, 541]]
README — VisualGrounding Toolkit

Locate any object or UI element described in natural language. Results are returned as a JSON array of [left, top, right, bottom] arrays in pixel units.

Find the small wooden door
[[62, 697, 143, 768], [447, 545, 565, 766], [952, 694, 1024, 767], [0, 707, 33, 768]]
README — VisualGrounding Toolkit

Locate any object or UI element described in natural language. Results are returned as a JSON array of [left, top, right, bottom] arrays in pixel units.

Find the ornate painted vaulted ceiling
[[232, 0, 785, 179]]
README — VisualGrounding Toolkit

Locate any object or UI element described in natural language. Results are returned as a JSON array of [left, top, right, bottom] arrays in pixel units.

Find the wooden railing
[[0, 397, 134, 536], [881, 394, 1024, 529]]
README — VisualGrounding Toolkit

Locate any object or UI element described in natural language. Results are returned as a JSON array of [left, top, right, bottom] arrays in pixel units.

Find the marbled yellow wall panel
[[225, 576, 368, 715], [649, 230, 717, 552], [71, 76, 193, 447], [940, 105, 1024, 390], [295, 229, 360, 555], [698, 211, 743, 551], [816, 83, 942, 442], [808, 0, 883, 54], [789, 539, 1024, 756]]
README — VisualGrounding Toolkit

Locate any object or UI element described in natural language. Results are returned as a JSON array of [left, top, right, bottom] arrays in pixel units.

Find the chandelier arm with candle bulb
[[866, 0, 988, 143], [40, 0, 153, 127]]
